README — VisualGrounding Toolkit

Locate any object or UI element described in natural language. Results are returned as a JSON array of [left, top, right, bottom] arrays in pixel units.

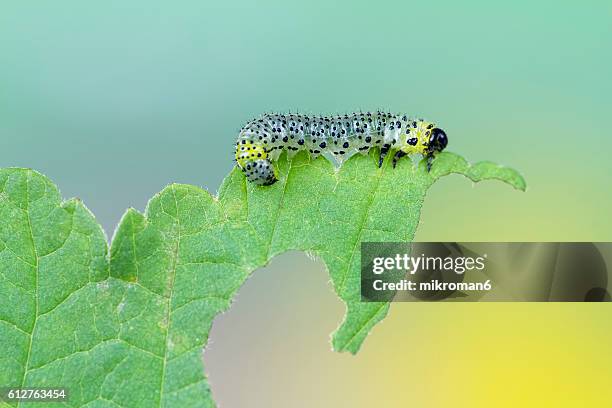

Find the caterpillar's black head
[[428, 128, 448, 153], [243, 159, 277, 186]]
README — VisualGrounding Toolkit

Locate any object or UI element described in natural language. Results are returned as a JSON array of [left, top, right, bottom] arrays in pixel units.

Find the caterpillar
[[235, 111, 448, 186]]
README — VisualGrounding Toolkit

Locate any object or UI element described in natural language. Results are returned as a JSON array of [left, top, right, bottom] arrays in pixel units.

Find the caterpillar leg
[[392, 151, 407, 168], [426, 154, 435, 172], [378, 144, 391, 167], [424, 128, 448, 172]]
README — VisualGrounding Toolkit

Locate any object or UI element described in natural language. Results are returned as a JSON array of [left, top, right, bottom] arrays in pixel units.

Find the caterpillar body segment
[[235, 112, 448, 185]]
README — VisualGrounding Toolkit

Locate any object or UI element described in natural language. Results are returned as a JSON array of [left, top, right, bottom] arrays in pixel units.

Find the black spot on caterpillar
[[235, 111, 448, 185]]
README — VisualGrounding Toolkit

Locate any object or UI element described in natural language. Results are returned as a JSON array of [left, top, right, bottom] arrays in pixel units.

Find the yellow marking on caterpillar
[[399, 120, 436, 155], [235, 141, 268, 169]]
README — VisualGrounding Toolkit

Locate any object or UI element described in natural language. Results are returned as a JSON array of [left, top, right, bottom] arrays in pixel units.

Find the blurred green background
[[1, 1, 611, 406]]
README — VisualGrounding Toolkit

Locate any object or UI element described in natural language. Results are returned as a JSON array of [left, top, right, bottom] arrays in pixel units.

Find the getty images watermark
[[361, 242, 492, 302], [371, 251, 489, 291], [360, 242, 612, 302]]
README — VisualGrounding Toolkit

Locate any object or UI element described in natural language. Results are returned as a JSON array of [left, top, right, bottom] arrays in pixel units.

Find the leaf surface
[[0, 151, 525, 407]]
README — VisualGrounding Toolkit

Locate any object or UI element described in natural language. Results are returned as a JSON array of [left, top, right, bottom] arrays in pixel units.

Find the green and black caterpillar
[[235, 111, 448, 185]]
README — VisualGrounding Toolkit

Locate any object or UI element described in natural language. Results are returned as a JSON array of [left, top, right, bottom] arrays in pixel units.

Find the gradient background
[[1, 1, 611, 406]]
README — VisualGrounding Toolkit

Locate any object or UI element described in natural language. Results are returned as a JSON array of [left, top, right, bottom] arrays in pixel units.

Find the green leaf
[[0, 151, 525, 407]]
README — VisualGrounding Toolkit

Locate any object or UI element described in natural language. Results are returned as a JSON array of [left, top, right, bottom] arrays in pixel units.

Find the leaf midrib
[[336, 158, 388, 296]]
